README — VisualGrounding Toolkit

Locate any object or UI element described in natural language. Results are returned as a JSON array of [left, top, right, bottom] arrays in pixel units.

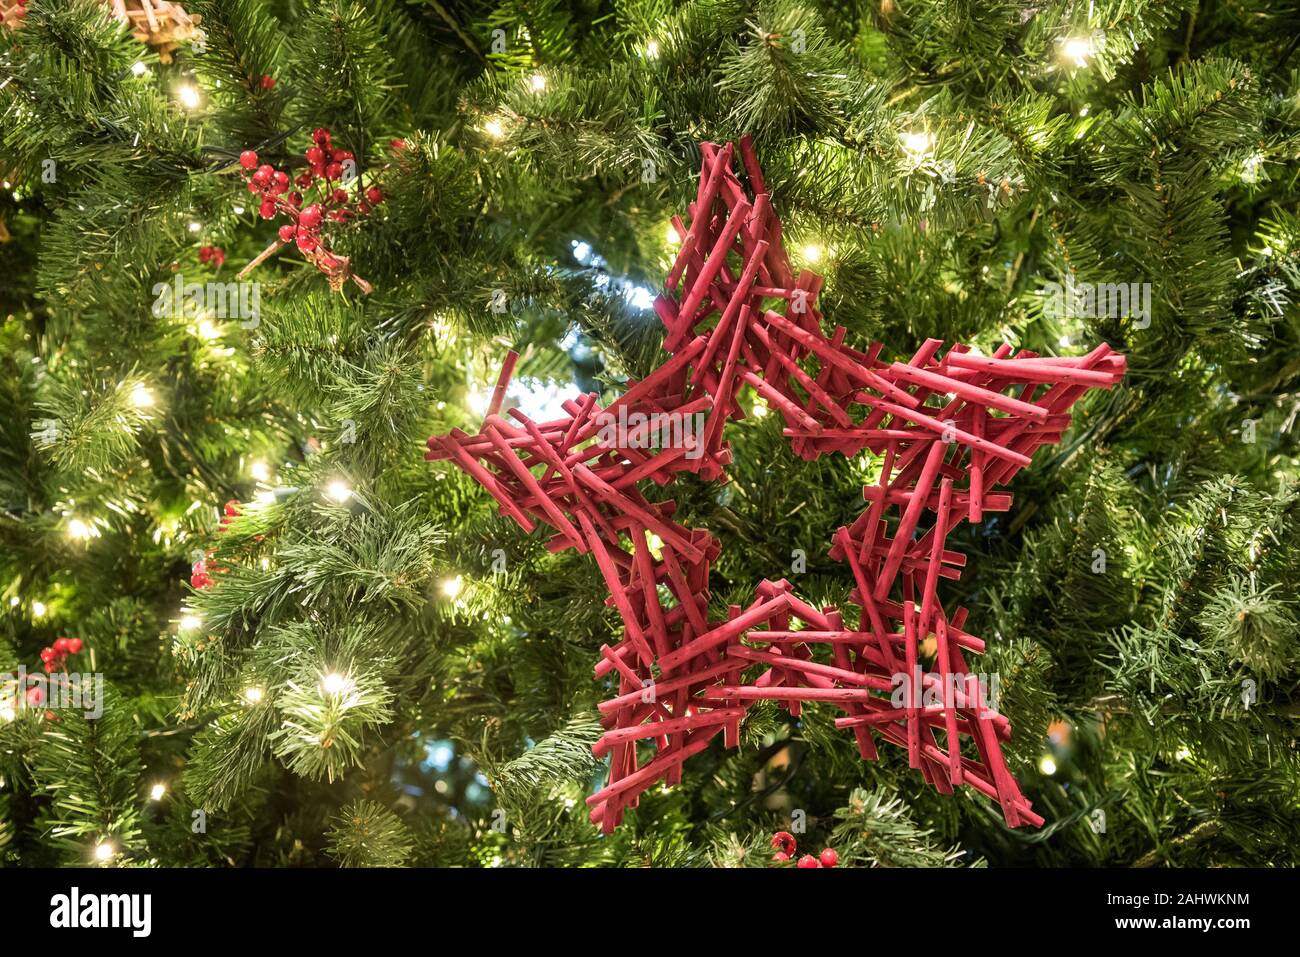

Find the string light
[[149, 783, 167, 801], [325, 480, 352, 504], [320, 672, 352, 695], [900, 129, 935, 159], [666, 223, 681, 245], [483, 118, 504, 140], [93, 842, 115, 862], [131, 383, 154, 408], [249, 460, 270, 482], [31, 601, 46, 618], [8, 597, 17, 607], [131, 61, 148, 77], [177, 84, 202, 110], [196, 319, 220, 340], [801, 243, 824, 264], [751, 398, 769, 419], [178, 614, 201, 632], [1060, 35, 1095, 68], [1038, 754, 1057, 775], [243, 686, 265, 704], [644, 40, 660, 59], [529, 74, 546, 91], [66, 518, 94, 541], [441, 575, 464, 599]]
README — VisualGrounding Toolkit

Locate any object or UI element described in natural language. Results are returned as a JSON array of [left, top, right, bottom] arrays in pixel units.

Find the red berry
[[210, 248, 225, 268], [819, 848, 838, 868], [365, 186, 383, 205], [26, 686, 45, 706], [66, 638, 83, 654], [298, 204, 323, 229], [53, 637, 71, 653], [258, 197, 277, 219], [390, 138, 406, 151], [278, 224, 296, 242], [325, 162, 343, 181], [772, 851, 791, 862], [771, 831, 797, 856], [197, 246, 211, 262], [312, 128, 330, 146], [260, 74, 276, 89], [331, 189, 348, 204], [254, 163, 274, 181], [272, 170, 290, 192], [239, 150, 258, 169], [288, 191, 303, 207], [797, 854, 820, 869], [295, 173, 314, 189], [305, 147, 324, 166], [246, 179, 262, 194], [42, 662, 55, 674], [40, 648, 56, 663], [296, 233, 319, 253], [224, 500, 241, 517]]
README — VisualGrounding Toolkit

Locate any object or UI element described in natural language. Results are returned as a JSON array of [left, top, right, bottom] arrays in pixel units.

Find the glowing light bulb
[[149, 783, 167, 801], [249, 460, 270, 482], [131, 61, 148, 77], [93, 842, 115, 862], [8, 597, 17, 607], [646, 534, 664, 559], [177, 84, 202, 109], [67, 518, 92, 541], [0, 704, 15, 723], [666, 223, 681, 245], [131, 383, 154, 408], [31, 601, 46, 618], [1061, 35, 1094, 68], [179, 614, 201, 632], [441, 575, 464, 599], [325, 480, 352, 504], [900, 129, 934, 158], [751, 400, 769, 419], [320, 672, 351, 695], [529, 74, 546, 91], [188, 221, 202, 233], [801, 243, 823, 264], [1038, 754, 1057, 775], [644, 40, 660, 59], [243, 686, 265, 704], [196, 319, 220, 340], [483, 118, 504, 140], [1175, 746, 1191, 761]]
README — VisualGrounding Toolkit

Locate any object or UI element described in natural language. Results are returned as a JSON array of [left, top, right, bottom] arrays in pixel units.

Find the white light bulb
[[131, 383, 154, 408], [243, 686, 265, 704], [94, 842, 115, 862], [31, 601, 46, 618], [529, 74, 546, 91], [1038, 754, 1057, 775], [149, 783, 167, 801], [188, 221, 202, 233], [645, 40, 660, 59], [801, 243, 823, 264], [0, 705, 15, 723], [900, 130, 934, 157], [666, 223, 680, 245], [8, 597, 17, 607], [131, 61, 148, 77], [441, 575, 464, 599], [196, 319, 220, 340], [249, 460, 270, 482], [1061, 35, 1093, 68], [179, 614, 201, 632], [67, 518, 92, 541], [178, 84, 201, 109], [325, 480, 352, 504], [320, 672, 351, 695], [483, 119, 504, 140]]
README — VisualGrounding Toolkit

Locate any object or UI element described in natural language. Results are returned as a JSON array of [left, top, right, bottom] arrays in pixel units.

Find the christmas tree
[[1, 0, 1297, 870]]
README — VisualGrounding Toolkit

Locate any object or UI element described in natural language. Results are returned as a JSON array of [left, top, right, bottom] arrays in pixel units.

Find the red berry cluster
[[235, 128, 384, 292], [38, 637, 85, 674], [260, 74, 276, 90], [218, 499, 241, 532], [198, 245, 226, 269], [770, 831, 838, 868]]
